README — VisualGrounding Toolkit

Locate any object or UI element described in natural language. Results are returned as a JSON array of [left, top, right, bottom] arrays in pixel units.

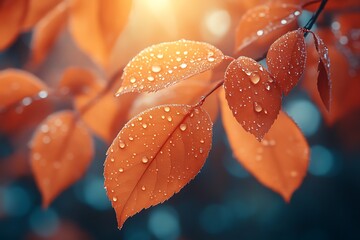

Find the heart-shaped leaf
[[224, 56, 282, 140]]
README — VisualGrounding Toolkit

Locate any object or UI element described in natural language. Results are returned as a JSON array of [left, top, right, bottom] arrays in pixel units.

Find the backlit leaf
[[224, 56, 282, 140], [22, 0, 63, 30], [220, 91, 309, 201], [116, 40, 224, 95], [0, 69, 51, 135], [30, 111, 94, 207], [234, 2, 301, 59], [267, 29, 306, 95], [313, 33, 332, 111], [0, 0, 27, 50], [104, 104, 213, 228], [68, 0, 132, 67], [31, 2, 69, 65]]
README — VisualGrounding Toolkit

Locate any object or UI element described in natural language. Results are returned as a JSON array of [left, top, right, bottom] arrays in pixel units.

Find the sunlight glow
[[204, 9, 231, 39]]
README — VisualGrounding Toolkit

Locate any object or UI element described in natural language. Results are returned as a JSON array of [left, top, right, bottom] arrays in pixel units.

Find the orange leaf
[[22, 0, 63, 30], [30, 110, 94, 207], [31, 2, 69, 65], [0, 69, 51, 135], [0, 0, 27, 50], [266, 29, 306, 95], [104, 104, 213, 228], [116, 40, 224, 95], [59, 68, 135, 143], [234, 2, 301, 59], [312, 32, 332, 111], [68, 0, 132, 68], [224, 56, 282, 140], [128, 71, 219, 122], [220, 91, 309, 201]]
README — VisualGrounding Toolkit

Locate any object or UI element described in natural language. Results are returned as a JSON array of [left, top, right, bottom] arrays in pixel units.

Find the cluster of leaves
[[0, 0, 359, 230]]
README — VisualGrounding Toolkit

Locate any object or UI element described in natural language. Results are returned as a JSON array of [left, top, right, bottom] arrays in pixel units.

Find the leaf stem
[[304, 0, 328, 34], [195, 79, 224, 107]]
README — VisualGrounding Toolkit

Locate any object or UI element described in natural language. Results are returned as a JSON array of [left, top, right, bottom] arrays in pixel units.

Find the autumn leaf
[[220, 91, 309, 201], [31, 1, 69, 65], [266, 29, 306, 95], [224, 56, 282, 140], [116, 40, 224, 95], [68, 0, 132, 68], [312, 32, 332, 111], [58, 67, 135, 143], [129, 71, 219, 122], [22, 0, 63, 30], [302, 31, 359, 125], [104, 104, 213, 228], [0, 69, 51, 135], [0, 0, 27, 50], [30, 110, 94, 207], [234, 2, 301, 59]]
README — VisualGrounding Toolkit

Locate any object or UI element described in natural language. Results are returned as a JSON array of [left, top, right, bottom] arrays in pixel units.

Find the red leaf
[[58, 67, 135, 143], [68, 0, 132, 67], [30, 110, 94, 207], [302, 30, 360, 125], [104, 104, 213, 228], [116, 40, 224, 95], [22, 0, 63, 30], [30, 2, 68, 65], [224, 56, 282, 140], [220, 91, 309, 201], [234, 2, 301, 59], [313, 33, 332, 111], [0, 69, 51, 135], [0, 0, 27, 50], [267, 29, 306, 95]]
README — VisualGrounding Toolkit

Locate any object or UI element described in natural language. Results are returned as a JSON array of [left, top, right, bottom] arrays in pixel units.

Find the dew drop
[[110, 158, 115, 162], [281, 19, 287, 25], [157, 53, 163, 59], [147, 76, 155, 82], [257, 30, 264, 36], [180, 124, 187, 131], [250, 73, 260, 84], [151, 66, 161, 73], [119, 168, 124, 173], [130, 77, 136, 83], [112, 197, 117, 202], [265, 85, 271, 91], [167, 116, 172, 122], [142, 123, 148, 129], [141, 186, 146, 191], [176, 57, 182, 62], [164, 106, 171, 112], [180, 63, 187, 69], [142, 156, 149, 164], [207, 57, 215, 62], [200, 139, 205, 144], [119, 141, 126, 149], [254, 102, 263, 113]]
